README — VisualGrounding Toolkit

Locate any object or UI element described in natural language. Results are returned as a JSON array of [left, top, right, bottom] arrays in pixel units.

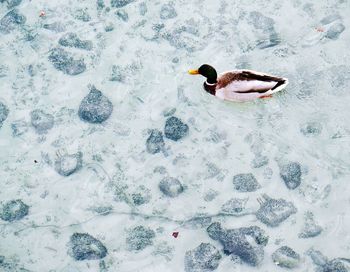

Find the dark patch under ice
[[48, 47, 86, 75], [30, 109, 54, 134], [146, 129, 165, 154], [279, 162, 302, 190]]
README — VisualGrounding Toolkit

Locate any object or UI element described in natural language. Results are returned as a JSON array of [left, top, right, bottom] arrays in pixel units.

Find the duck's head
[[188, 64, 217, 84]]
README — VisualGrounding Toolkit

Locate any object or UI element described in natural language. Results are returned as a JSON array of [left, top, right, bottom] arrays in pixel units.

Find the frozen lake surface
[[1, 0, 350, 271]]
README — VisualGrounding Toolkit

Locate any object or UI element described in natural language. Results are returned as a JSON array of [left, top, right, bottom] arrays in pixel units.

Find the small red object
[[39, 11, 46, 17], [172, 232, 179, 238], [315, 27, 325, 32]]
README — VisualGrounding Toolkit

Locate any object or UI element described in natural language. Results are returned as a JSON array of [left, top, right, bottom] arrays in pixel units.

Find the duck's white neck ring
[[205, 81, 217, 86]]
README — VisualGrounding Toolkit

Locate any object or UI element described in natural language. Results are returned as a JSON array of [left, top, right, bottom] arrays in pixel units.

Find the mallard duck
[[188, 64, 288, 102]]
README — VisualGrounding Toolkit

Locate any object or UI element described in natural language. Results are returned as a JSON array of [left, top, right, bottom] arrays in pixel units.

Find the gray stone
[[279, 162, 302, 190], [207, 223, 268, 267], [3, 0, 22, 8], [78, 86, 113, 124], [232, 173, 260, 192], [251, 155, 269, 168], [111, 0, 135, 8], [323, 259, 350, 272], [0, 101, 9, 129], [139, 2, 147, 15], [272, 246, 300, 268], [300, 121, 322, 136], [126, 226, 155, 251], [307, 248, 328, 266], [68, 233, 107, 260], [30, 109, 54, 134], [325, 23, 345, 40], [74, 8, 91, 22], [48, 47, 86, 75], [116, 10, 128, 21], [248, 11, 275, 31], [256, 195, 297, 227], [59, 33, 93, 50], [0, 199, 29, 222], [164, 116, 189, 141], [131, 185, 151, 205], [0, 9, 26, 34], [221, 198, 248, 215], [109, 65, 124, 82], [160, 3, 177, 20], [54, 152, 83, 176], [43, 22, 66, 32], [184, 243, 222, 272], [321, 14, 341, 25], [299, 211, 323, 238], [11, 120, 28, 136], [159, 177, 184, 197], [97, 0, 105, 10]]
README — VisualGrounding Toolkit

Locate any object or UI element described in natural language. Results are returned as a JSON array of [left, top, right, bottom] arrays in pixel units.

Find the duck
[[188, 64, 288, 102]]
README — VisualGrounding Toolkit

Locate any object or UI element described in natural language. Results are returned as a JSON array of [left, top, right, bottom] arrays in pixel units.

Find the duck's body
[[189, 65, 288, 102]]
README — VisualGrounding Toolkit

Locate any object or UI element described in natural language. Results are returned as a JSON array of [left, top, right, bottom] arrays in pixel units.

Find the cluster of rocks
[[146, 116, 189, 154]]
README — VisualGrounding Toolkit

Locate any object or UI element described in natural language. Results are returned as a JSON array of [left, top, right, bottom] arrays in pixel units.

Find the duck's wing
[[217, 70, 288, 94]]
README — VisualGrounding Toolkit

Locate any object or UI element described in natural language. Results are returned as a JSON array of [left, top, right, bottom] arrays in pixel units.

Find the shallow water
[[0, 0, 350, 271]]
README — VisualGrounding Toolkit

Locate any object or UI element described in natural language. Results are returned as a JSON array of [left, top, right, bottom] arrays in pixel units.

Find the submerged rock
[[126, 226, 155, 251], [11, 120, 28, 136], [299, 211, 323, 238], [300, 121, 322, 136], [184, 243, 222, 272], [322, 258, 350, 272], [131, 185, 151, 205], [43, 22, 66, 33], [159, 177, 184, 197], [207, 222, 268, 267], [0, 102, 9, 129], [164, 116, 189, 141], [146, 129, 165, 154], [54, 152, 83, 176], [256, 195, 297, 227], [30, 109, 54, 134], [279, 162, 302, 190], [0, 199, 29, 222], [272, 246, 300, 268], [2, 0, 22, 9], [48, 47, 86, 75], [160, 3, 177, 20], [68, 233, 107, 260], [251, 155, 269, 168], [232, 173, 260, 192], [78, 86, 113, 124], [111, 0, 135, 8], [0, 9, 26, 34], [325, 23, 345, 40], [221, 198, 248, 215], [59, 33, 93, 50]]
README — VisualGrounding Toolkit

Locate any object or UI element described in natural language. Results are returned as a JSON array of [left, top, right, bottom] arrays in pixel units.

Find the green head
[[188, 64, 217, 84]]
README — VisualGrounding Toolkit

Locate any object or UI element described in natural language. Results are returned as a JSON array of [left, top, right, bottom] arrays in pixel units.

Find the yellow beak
[[188, 69, 199, 75]]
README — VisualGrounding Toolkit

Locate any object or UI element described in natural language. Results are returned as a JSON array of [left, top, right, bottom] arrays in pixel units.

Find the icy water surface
[[1, 0, 350, 271]]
